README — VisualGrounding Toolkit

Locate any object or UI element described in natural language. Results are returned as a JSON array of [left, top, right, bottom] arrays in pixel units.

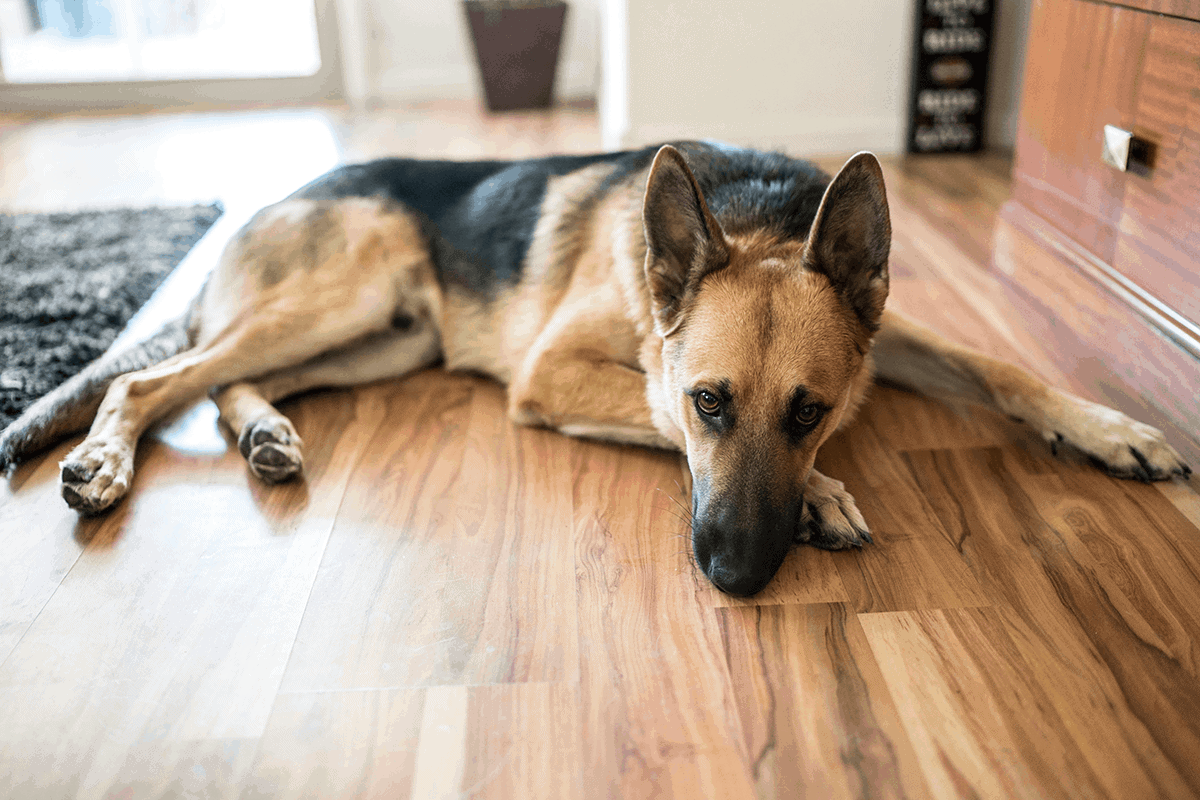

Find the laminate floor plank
[[861, 608, 1123, 800], [847, 384, 1016, 452], [901, 446, 1200, 798], [243, 688, 425, 800], [572, 443, 759, 799], [0, 392, 371, 800], [717, 603, 932, 800], [460, 683, 584, 799], [1160, 480, 1200, 529], [0, 444, 88, 665], [278, 374, 580, 691], [812, 422, 994, 613], [1007, 449, 1200, 679]]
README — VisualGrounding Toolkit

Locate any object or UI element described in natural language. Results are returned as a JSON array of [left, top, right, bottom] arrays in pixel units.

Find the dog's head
[[642, 146, 890, 596]]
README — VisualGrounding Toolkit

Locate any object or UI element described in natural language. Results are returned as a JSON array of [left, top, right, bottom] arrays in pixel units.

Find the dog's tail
[[0, 308, 196, 474]]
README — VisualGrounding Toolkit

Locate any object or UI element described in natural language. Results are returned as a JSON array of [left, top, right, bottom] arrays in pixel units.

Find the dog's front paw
[[1044, 395, 1190, 482], [60, 438, 135, 514], [796, 471, 873, 550], [238, 416, 303, 484]]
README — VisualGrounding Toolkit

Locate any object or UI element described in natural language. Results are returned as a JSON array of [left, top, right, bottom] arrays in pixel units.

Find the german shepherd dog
[[0, 143, 1190, 595]]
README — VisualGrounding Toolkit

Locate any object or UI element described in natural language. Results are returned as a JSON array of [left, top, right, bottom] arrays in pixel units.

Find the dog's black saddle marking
[[292, 143, 834, 298]]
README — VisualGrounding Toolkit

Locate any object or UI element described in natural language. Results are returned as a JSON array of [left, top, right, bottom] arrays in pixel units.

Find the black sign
[[907, 0, 994, 153]]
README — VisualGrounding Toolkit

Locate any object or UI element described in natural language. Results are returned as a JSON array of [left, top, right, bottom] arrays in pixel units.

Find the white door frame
[[0, 0, 347, 112]]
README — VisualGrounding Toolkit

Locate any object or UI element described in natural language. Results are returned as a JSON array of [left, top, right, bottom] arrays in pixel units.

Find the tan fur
[[46, 145, 1189, 597], [871, 309, 1183, 478], [58, 196, 442, 513]]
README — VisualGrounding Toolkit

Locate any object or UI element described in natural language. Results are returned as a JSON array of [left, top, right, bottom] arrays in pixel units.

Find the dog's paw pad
[[59, 440, 134, 514], [61, 463, 95, 485], [796, 479, 873, 550], [238, 416, 303, 483], [247, 441, 303, 484], [238, 416, 300, 458], [61, 483, 97, 514]]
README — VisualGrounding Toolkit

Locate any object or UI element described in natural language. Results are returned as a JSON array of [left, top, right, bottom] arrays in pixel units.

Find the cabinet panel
[[1114, 14, 1200, 325], [1012, 0, 1149, 263]]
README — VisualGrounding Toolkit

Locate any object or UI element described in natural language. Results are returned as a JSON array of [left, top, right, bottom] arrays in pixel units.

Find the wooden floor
[[1, 102, 1199, 800]]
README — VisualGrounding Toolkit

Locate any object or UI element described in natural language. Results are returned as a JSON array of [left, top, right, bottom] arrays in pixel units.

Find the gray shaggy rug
[[0, 205, 222, 429]]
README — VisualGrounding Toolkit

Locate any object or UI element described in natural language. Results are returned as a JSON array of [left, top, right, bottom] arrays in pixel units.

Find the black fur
[[294, 151, 655, 296], [802, 153, 891, 331], [292, 143, 834, 297], [673, 142, 832, 240]]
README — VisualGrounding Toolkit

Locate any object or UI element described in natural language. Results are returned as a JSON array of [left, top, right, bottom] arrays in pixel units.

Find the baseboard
[[615, 115, 905, 157], [0, 72, 343, 112], [372, 58, 597, 105], [1002, 202, 1200, 361]]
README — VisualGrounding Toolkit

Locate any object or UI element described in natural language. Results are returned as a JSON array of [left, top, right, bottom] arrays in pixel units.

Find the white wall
[[601, 0, 913, 154], [987, 0, 1032, 150], [334, 0, 1029, 154], [600, 0, 1031, 155], [340, 0, 601, 105]]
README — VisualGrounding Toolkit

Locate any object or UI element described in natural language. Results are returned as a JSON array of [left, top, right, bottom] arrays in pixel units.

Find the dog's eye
[[695, 390, 721, 417], [795, 404, 820, 426]]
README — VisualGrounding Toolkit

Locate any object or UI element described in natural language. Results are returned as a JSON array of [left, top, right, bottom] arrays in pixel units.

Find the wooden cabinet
[[1000, 0, 1200, 463], [1011, 0, 1146, 262], [1115, 16, 1200, 325]]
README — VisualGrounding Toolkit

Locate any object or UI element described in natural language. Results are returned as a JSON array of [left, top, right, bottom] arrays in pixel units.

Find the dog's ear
[[804, 152, 891, 331], [642, 145, 729, 336]]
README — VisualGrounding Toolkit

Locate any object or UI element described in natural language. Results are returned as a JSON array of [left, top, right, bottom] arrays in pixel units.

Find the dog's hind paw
[[238, 416, 303, 484], [60, 438, 135, 514], [1040, 394, 1190, 482], [796, 470, 873, 550]]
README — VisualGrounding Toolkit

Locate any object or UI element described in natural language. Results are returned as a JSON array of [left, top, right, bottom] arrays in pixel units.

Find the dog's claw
[[1129, 446, 1155, 483]]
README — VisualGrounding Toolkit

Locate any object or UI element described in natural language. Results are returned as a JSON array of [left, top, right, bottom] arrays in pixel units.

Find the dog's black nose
[[706, 558, 772, 597]]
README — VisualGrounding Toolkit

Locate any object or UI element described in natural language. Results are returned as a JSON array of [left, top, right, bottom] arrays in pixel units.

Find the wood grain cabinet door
[[1113, 14, 1200, 328], [1012, 0, 1150, 264], [1014, 0, 1200, 332]]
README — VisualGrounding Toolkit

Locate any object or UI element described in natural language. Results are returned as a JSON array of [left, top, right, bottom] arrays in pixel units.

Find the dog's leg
[[59, 198, 441, 513], [60, 300, 389, 512], [212, 323, 442, 483], [508, 345, 680, 450], [872, 309, 1191, 480], [211, 383, 306, 484]]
